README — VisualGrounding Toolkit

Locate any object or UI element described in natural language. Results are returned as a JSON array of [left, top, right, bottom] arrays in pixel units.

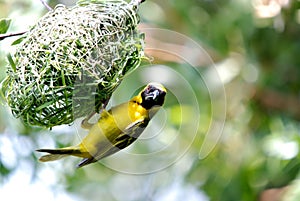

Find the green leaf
[[0, 76, 10, 101], [7, 53, 16, 72], [11, 36, 25, 46], [0, 162, 11, 176], [0, 18, 11, 34]]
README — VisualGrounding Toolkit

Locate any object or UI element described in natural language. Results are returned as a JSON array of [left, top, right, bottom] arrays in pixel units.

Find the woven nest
[[1, 0, 145, 128]]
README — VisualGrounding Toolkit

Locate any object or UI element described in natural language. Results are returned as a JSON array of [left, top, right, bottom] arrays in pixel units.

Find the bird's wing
[[77, 118, 149, 168], [77, 157, 97, 168], [98, 118, 149, 158], [113, 118, 149, 149]]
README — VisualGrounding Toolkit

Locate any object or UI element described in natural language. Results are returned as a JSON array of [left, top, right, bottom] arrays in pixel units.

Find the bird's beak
[[145, 89, 160, 101]]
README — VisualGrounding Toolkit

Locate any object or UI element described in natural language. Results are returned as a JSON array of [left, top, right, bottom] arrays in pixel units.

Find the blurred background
[[1, 0, 300, 200]]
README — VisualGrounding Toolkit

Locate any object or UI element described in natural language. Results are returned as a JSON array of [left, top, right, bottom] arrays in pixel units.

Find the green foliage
[[168, 0, 300, 200], [0, 18, 11, 34]]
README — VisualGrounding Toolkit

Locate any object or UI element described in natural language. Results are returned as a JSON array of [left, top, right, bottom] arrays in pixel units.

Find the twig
[[0, 31, 27, 41], [0, 1, 51, 41], [39, 0, 53, 11]]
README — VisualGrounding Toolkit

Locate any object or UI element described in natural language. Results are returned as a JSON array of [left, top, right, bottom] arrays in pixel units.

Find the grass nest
[[1, 0, 145, 128]]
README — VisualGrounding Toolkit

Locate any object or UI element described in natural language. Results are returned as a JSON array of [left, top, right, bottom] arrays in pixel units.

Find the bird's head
[[140, 83, 166, 110]]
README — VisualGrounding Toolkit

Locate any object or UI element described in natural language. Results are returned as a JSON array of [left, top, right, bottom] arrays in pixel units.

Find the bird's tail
[[36, 148, 81, 162]]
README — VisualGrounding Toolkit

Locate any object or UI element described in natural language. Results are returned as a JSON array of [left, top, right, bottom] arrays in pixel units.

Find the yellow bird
[[36, 83, 167, 168]]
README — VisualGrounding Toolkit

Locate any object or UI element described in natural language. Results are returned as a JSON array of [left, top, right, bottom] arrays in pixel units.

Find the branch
[[259, 186, 289, 201], [139, 24, 220, 66], [253, 88, 300, 119], [0, 31, 27, 41]]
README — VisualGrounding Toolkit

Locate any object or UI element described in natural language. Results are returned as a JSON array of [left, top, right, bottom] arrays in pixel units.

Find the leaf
[[7, 53, 16, 72], [0, 76, 10, 101], [11, 36, 25, 46], [0, 18, 11, 34], [0, 162, 11, 176]]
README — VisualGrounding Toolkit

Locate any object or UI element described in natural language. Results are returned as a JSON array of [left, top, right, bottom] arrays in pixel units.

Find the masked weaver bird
[[36, 83, 167, 168]]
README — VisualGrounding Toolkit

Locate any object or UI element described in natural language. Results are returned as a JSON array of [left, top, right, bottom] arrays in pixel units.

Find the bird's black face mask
[[141, 84, 166, 110]]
